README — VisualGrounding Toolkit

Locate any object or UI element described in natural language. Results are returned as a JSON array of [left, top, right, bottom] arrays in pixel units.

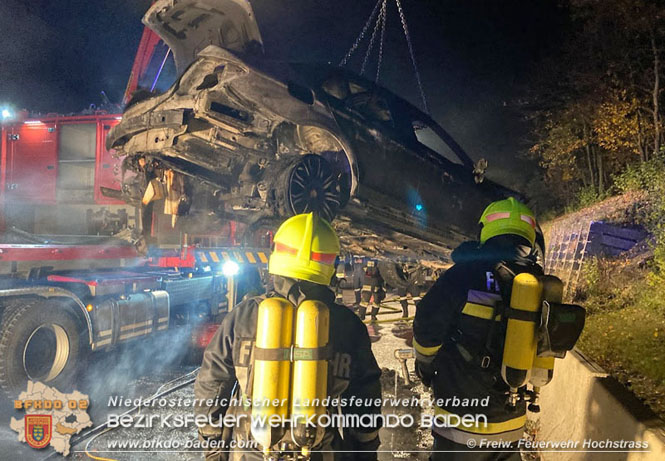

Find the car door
[[320, 74, 480, 243], [405, 115, 487, 237]]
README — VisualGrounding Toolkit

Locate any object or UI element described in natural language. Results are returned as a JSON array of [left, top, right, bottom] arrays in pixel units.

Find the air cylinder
[[291, 300, 330, 451], [530, 275, 563, 387], [501, 273, 542, 407], [528, 275, 563, 412], [251, 297, 294, 453]]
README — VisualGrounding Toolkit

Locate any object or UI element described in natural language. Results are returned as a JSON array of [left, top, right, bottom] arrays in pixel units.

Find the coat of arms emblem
[[25, 415, 52, 449]]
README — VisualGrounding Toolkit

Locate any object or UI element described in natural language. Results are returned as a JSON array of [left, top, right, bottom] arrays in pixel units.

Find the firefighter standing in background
[[332, 256, 346, 304], [413, 198, 543, 460], [397, 264, 423, 319], [195, 213, 382, 461], [359, 260, 384, 322], [351, 256, 365, 308]]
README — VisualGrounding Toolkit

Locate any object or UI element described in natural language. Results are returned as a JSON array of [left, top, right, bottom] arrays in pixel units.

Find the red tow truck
[[0, 112, 272, 393], [0, 231, 269, 395], [0, 123, 271, 394], [0, 26, 270, 395]]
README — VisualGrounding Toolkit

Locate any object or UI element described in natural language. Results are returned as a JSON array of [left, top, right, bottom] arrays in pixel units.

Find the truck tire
[[0, 298, 87, 396]]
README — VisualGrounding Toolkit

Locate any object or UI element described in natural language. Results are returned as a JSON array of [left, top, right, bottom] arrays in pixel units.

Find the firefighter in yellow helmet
[[195, 213, 382, 461], [413, 198, 543, 460]]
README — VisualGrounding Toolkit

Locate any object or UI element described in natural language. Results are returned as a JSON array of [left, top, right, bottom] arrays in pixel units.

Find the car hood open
[[144, 0, 263, 73]]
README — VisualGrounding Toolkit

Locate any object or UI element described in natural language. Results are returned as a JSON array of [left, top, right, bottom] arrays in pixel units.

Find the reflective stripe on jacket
[[413, 238, 542, 440]]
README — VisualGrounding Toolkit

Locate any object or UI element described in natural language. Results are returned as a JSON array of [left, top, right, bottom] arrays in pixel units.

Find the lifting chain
[[340, 0, 430, 114], [395, 0, 429, 114], [339, 0, 383, 67], [361, 0, 387, 76], [375, 0, 387, 83]]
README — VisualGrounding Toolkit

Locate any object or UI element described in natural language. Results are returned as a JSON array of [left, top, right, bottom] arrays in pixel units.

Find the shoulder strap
[[492, 262, 517, 307], [481, 262, 517, 364], [244, 294, 269, 398]]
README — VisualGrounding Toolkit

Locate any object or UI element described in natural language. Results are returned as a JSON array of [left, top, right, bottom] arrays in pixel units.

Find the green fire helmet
[[479, 197, 537, 246]]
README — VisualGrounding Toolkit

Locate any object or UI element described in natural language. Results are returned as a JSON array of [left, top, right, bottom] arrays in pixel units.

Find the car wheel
[[287, 154, 342, 221]]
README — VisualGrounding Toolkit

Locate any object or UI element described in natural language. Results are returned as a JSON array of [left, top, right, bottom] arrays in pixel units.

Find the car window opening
[[412, 121, 463, 165]]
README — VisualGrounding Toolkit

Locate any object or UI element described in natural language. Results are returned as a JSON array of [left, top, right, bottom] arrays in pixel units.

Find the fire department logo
[[10, 381, 92, 456], [25, 415, 52, 449]]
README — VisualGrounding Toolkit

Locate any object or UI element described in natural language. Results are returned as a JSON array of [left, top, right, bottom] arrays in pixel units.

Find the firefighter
[[358, 260, 384, 322], [397, 264, 423, 319], [413, 198, 543, 460], [195, 213, 382, 461], [331, 256, 348, 304], [351, 255, 365, 308]]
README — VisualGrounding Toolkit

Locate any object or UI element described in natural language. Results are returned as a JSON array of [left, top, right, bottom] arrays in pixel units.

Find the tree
[[524, 0, 665, 210]]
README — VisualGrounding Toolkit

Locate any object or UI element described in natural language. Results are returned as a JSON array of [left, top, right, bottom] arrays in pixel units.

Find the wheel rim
[[287, 154, 341, 222], [23, 324, 70, 382]]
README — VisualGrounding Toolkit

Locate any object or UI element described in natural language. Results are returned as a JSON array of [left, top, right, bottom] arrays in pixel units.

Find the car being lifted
[[107, 0, 532, 266]]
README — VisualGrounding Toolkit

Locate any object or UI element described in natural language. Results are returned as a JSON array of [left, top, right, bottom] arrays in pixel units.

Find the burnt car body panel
[[144, 0, 264, 73], [107, 0, 520, 265]]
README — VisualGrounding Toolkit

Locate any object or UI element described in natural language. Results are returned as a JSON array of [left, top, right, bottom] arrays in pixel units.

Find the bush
[[613, 156, 665, 232], [578, 256, 665, 419], [578, 256, 640, 314], [613, 155, 665, 194], [563, 186, 611, 214], [578, 185, 610, 208], [611, 155, 665, 276]]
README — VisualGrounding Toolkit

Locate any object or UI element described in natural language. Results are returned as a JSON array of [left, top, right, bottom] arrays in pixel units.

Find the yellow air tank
[[251, 297, 294, 454], [291, 300, 330, 451], [528, 275, 563, 412], [501, 273, 543, 408]]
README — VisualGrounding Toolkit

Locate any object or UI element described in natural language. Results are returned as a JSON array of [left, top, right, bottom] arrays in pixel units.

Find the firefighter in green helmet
[[413, 197, 543, 460]]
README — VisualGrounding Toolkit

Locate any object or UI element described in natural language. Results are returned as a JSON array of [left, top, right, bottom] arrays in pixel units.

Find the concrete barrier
[[531, 350, 665, 460]]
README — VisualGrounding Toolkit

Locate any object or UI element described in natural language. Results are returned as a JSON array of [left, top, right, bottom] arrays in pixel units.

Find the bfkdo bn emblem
[[25, 415, 52, 449]]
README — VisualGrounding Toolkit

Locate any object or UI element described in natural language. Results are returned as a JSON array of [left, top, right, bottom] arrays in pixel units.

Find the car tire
[[286, 154, 342, 222]]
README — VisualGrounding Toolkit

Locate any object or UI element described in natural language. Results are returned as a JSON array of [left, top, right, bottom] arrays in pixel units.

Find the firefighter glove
[[415, 359, 435, 387]]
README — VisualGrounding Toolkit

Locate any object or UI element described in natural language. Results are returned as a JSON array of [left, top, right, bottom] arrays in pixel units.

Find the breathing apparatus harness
[[445, 248, 585, 413]]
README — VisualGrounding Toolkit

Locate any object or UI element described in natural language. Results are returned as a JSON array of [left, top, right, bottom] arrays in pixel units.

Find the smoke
[[79, 326, 201, 419]]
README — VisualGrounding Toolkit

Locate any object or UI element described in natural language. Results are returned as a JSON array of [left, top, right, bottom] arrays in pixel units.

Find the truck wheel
[[0, 298, 86, 396]]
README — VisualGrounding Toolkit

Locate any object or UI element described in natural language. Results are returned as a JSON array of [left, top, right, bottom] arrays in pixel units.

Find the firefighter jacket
[[413, 236, 543, 444], [352, 259, 365, 291], [363, 262, 383, 290], [194, 276, 382, 460]]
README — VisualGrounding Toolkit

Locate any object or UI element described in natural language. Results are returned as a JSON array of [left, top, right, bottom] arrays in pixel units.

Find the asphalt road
[[0, 291, 425, 461], [0, 328, 201, 461]]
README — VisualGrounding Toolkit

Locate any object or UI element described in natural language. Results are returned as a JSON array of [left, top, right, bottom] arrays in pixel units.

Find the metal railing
[[544, 221, 592, 301]]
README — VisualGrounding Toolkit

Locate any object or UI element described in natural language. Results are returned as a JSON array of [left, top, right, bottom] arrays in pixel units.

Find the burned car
[[107, 0, 528, 264]]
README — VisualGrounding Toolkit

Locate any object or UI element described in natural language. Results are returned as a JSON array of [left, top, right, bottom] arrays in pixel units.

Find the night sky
[[0, 0, 566, 189]]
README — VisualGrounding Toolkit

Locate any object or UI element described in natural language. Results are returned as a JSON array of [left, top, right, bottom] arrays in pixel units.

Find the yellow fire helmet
[[268, 212, 340, 286], [479, 197, 537, 246]]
